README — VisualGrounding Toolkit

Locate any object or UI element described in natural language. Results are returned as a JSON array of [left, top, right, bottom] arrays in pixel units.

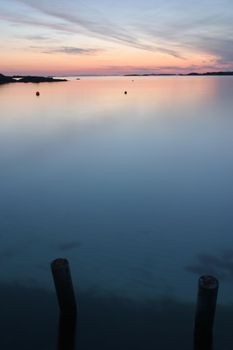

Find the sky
[[0, 0, 233, 75]]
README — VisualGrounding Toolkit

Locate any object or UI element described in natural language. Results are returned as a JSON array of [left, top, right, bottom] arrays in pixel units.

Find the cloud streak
[[43, 46, 104, 55], [138, 7, 233, 67], [2, 0, 183, 58], [25, 35, 49, 41]]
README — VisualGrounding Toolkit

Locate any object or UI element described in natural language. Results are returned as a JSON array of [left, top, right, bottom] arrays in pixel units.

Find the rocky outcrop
[[17, 76, 67, 83], [0, 74, 67, 84], [0, 74, 16, 84]]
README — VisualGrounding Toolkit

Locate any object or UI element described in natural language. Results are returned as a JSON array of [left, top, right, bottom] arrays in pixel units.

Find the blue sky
[[1, 0, 233, 74]]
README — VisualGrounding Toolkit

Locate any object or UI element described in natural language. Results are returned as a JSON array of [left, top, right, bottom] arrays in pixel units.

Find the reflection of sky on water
[[1, 77, 233, 303]]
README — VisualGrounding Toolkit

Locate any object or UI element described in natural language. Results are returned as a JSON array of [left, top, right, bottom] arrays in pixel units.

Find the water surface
[[1, 76, 233, 348]]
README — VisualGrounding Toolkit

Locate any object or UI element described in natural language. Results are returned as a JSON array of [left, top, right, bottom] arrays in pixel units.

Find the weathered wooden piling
[[194, 275, 219, 350], [51, 258, 77, 317], [58, 313, 77, 350]]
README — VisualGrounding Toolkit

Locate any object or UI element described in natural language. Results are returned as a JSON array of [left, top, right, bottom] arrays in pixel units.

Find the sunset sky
[[1, 0, 233, 75]]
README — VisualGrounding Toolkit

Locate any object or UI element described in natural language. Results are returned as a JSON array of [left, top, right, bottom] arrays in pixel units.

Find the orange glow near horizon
[[0, 44, 222, 76]]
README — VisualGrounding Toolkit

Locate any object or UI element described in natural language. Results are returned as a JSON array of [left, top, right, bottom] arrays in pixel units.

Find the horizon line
[[2, 70, 233, 78]]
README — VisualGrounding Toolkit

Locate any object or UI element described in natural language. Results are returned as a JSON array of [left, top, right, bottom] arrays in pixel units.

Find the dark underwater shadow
[[186, 250, 233, 282], [0, 283, 233, 349]]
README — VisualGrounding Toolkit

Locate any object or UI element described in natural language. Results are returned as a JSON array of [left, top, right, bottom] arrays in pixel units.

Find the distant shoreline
[[124, 71, 233, 77], [1, 72, 233, 84]]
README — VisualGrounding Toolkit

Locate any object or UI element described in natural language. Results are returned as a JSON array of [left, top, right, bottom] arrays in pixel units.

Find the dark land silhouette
[[0, 73, 67, 84], [125, 71, 233, 76], [0, 73, 15, 84]]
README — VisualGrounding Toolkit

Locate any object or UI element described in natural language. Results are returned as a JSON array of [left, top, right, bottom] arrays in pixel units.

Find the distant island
[[125, 71, 233, 76], [0, 73, 67, 84]]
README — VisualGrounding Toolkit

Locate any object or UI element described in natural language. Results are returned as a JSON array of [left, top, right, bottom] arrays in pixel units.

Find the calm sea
[[1, 76, 233, 349]]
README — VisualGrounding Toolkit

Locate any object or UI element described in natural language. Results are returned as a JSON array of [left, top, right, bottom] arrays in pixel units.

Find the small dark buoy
[[36, 91, 40, 96], [124, 91, 127, 94]]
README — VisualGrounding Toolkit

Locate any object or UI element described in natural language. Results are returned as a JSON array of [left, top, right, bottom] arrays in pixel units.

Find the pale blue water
[[1, 76, 233, 348]]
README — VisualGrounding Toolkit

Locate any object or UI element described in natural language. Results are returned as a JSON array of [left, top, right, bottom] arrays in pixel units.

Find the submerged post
[[194, 275, 219, 350], [51, 258, 77, 317], [58, 313, 77, 350], [51, 258, 77, 350]]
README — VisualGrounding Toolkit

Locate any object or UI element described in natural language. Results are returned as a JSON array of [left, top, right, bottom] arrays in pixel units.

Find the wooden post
[[58, 314, 77, 350], [51, 258, 77, 316], [51, 258, 77, 350], [194, 275, 219, 350]]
